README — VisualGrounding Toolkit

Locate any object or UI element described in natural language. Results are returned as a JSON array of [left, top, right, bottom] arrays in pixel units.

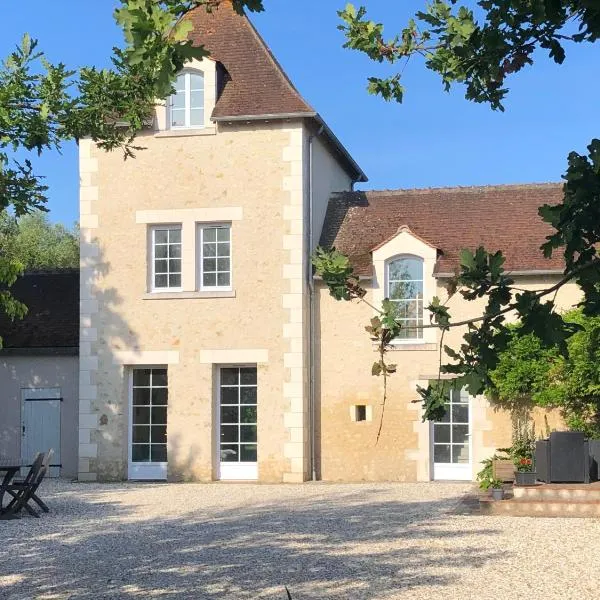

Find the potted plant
[[514, 456, 537, 485], [476, 457, 494, 490], [477, 461, 505, 499], [509, 418, 538, 485], [489, 478, 504, 500], [492, 447, 514, 481]]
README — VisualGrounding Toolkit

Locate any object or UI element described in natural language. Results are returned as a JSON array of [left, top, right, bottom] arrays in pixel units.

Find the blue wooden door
[[21, 388, 61, 477]]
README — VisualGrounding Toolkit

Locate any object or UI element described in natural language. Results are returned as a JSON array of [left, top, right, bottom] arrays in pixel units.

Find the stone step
[[480, 497, 600, 518], [513, 484, 600, 503]]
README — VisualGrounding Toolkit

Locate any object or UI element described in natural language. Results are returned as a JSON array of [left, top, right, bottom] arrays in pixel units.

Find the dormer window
[[169, 70, 204, 129], [387, 256, 424, 340]]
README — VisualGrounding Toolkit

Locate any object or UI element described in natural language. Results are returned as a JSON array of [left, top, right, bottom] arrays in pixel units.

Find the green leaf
[[172, 20, 193, 43], [459, 248, 475, 270]]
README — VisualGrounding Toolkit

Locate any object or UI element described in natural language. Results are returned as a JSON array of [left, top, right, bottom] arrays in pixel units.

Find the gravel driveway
[[1, 479, 599, 600]]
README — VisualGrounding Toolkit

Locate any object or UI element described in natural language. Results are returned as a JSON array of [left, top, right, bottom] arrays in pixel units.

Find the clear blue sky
[[2, 1, 599, 226]]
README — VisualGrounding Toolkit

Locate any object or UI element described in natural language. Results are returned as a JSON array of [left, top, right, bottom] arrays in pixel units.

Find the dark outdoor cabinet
[[589, 440, 600, 482], [535, 432, 590, 483], [535, 440, 549, 482]]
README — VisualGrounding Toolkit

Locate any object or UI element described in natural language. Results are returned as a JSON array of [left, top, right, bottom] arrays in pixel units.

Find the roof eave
[[313, 114, 368, 184], [0, 347, 79, 357], [212, 111, 316, 122], [313, 274, 373, 281], [434, 268, 564, 278]]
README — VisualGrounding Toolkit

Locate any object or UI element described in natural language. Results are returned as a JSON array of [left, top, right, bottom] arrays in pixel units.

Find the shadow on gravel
[[0, 483, 504, 599]]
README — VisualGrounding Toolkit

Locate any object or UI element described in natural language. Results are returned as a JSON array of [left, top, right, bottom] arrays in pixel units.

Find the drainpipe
[[307, 127, 322, 482]]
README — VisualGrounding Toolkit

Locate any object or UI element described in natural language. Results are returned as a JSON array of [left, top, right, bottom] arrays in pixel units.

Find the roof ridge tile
[[350, 182, 562, 197]]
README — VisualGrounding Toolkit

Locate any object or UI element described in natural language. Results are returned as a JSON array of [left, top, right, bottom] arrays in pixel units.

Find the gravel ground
[[1, 480, 599, 600]]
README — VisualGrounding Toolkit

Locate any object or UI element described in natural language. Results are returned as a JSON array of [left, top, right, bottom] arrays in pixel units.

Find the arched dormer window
[[169, 70, 204, 129], [386, 256, 424, 340]]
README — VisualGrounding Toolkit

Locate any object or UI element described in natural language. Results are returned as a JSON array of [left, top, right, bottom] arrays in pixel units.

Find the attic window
[[169, 70, 204, 129], [387, 256, 424, 340]]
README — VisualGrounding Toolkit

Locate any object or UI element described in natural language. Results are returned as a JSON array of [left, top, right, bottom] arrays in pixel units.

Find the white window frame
[[128, 367, 168, 481], [150, 225, 183, 293], [216, 364, 258, 481], [168, 70, 205, 130], [431, 388, 473, 481], [386, 254, 424, 343], [198, 223, 232, 292]]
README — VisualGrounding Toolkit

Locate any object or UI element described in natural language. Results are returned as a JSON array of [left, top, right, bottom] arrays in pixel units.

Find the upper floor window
[[199, 224, 231, 290], [387, 256, 423, 340], [169, 71, 204, 129], [151, 226, 182, 291]]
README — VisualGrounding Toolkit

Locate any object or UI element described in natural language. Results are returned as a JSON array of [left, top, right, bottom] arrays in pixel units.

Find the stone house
[[76, 3, 578, 483]]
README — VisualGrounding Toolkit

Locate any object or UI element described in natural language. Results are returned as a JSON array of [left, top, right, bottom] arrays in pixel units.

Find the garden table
[[0, 458, 26, 520]]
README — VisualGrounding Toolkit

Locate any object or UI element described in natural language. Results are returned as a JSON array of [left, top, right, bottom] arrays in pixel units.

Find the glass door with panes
[[129, 368, 168, 480], [432, 388, 472, 480], [218, 366, 257, 480]]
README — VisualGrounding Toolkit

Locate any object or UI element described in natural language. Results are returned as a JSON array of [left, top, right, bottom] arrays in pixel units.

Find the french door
[[432, 388, 472, 480], [128, 368, 168, 480], [218, 366, 258, 480]]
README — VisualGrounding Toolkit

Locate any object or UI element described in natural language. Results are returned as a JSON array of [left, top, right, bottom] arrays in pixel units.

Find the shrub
[[487, 310, 600, 437]]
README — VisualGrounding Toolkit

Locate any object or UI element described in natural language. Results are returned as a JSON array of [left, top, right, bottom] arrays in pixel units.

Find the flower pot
[[492, 458, 515, 482], [514, 471, 537, 486], [491, 488, 504, 501]]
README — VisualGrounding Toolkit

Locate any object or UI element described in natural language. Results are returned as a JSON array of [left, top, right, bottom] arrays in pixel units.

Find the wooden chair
[[5, 450, 51, 517], [31, 448, 54, 512]]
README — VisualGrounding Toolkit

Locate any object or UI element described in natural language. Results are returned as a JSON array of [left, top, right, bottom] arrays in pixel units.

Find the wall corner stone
[[78, 138, 100, 481]]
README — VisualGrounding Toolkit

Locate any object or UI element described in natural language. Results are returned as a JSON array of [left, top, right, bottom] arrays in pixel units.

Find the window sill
[[154, 127, 216, 138], [143, 290, 236, 300], [385, 343, 437, 352]]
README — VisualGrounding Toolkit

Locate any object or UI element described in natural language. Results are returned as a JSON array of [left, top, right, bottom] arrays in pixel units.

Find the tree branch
[[398, 257, 599, 332]]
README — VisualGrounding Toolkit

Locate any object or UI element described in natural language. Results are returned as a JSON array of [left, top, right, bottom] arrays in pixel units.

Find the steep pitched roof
[[186, 2, 313, 119], [319, 183, 565, 276], [0, 270, 79, 353], [184, 3, 367, 182]]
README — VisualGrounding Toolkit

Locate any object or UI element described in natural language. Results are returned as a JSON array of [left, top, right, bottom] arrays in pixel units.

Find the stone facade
[[77, 8, 575, 484], [79, 115, 355, 482], [81, 114, 578, 483], [316, 256, 581, 481]]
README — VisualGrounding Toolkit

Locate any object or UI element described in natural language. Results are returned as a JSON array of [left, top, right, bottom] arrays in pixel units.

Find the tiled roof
[[319, 183, 565, 276], [0, 270, 79, 352], [186, 3, 314, 119], [184, 3, 367, 182]]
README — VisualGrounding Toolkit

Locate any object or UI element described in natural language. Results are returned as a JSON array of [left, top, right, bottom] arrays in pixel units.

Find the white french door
[[128, 368, 168, 480], [432, 388, 472, 481], [218, 366, 258, 480]]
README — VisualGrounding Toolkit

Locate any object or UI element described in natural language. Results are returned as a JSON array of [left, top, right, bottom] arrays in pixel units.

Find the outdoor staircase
[[480, 482, 600, 517]]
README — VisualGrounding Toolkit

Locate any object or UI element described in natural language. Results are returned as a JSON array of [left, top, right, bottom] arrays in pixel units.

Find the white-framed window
[[198, 224, 231, 290], [169, 70, 204, 129], [151, 225, 182, 291], [387, 256, 424, 340], [219, 366, 258, 468], [131, 368, 168, 465]]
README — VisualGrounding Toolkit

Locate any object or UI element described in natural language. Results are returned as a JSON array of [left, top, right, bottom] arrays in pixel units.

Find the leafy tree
[[0, 212, 79, 270], [487, 329, 563, 412], [315, 2, 600, 423], [0, 0, 263, 333], [487, 310, 600, 437], [555, 310, 600, 436]]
